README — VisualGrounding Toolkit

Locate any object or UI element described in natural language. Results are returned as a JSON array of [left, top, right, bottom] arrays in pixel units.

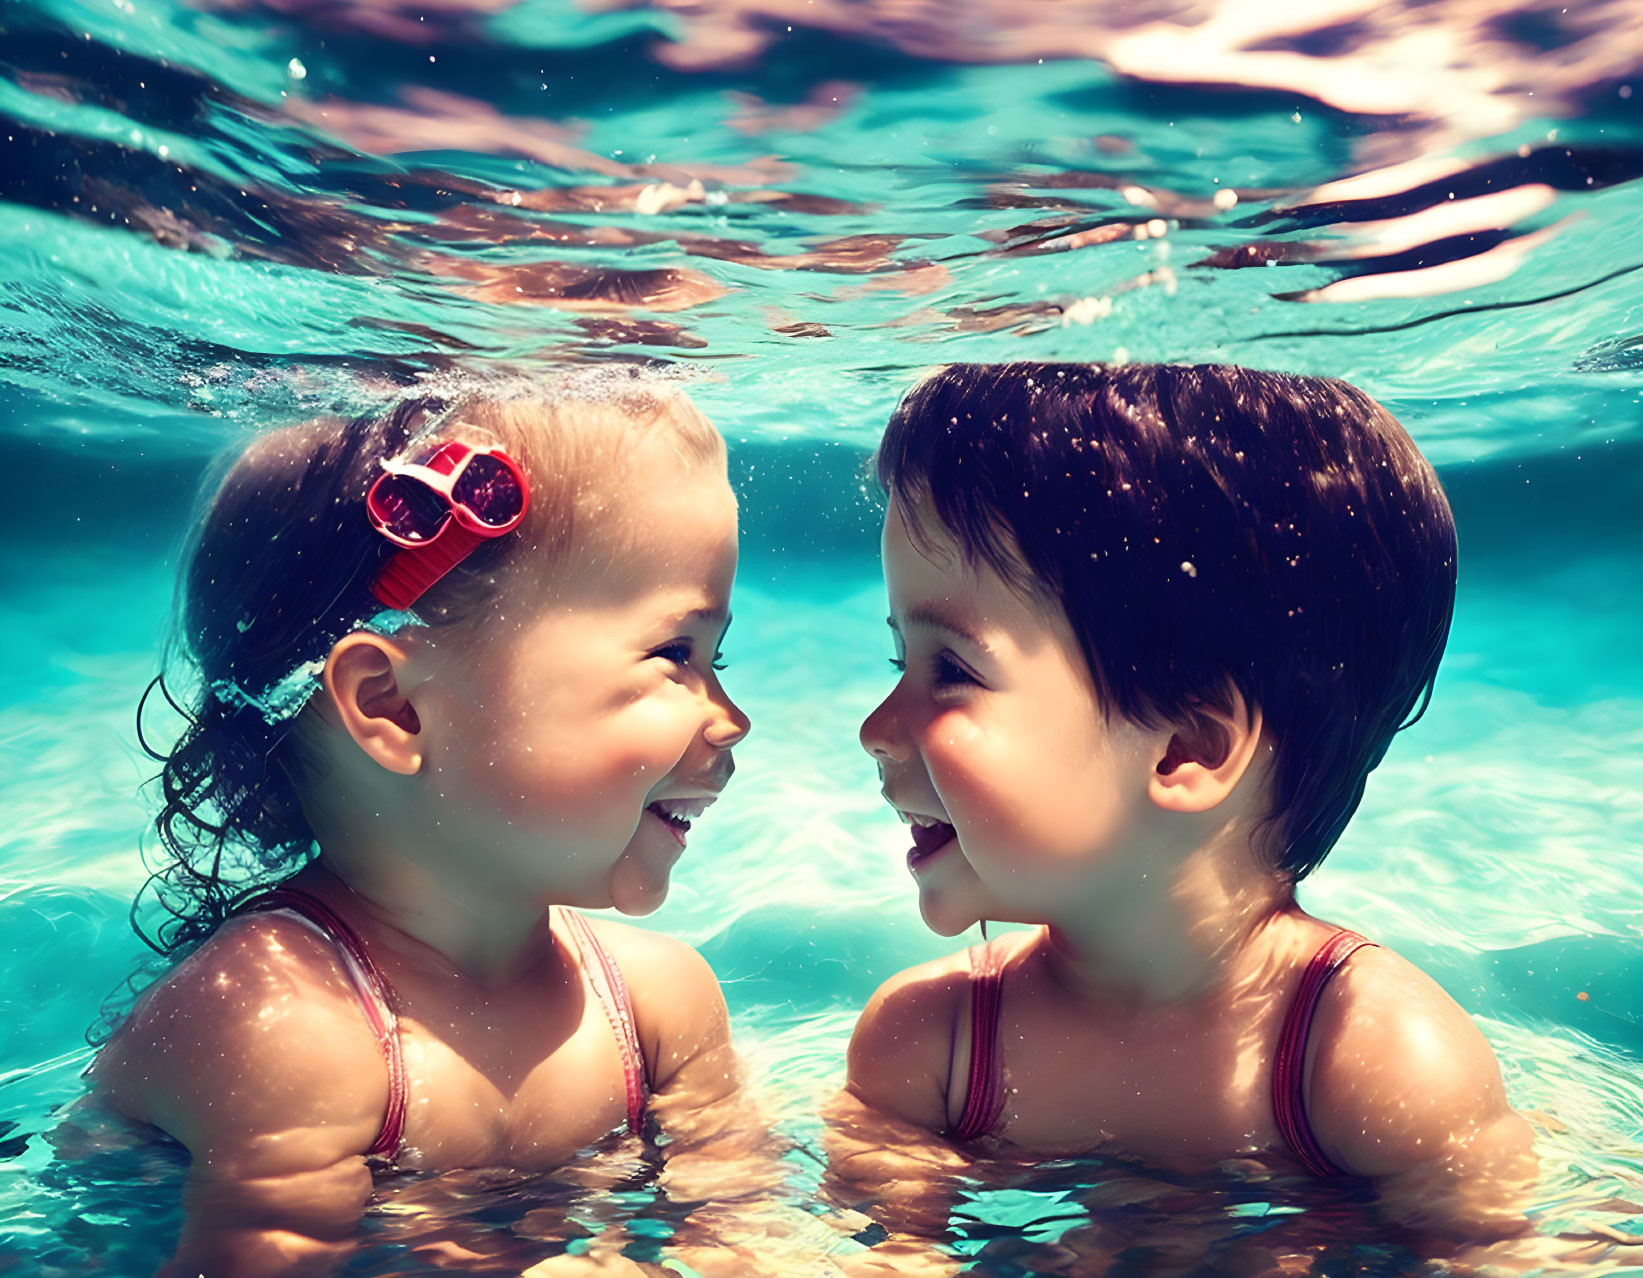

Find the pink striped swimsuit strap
[[949, 941, 1007, 1142], [560, 909, 648, 1136], [239, 887, 408, 1163], [1271, 929, 1377, 1178]]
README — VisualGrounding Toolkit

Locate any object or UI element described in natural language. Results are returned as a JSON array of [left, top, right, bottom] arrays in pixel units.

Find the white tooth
[[655, 797, 713, 820]]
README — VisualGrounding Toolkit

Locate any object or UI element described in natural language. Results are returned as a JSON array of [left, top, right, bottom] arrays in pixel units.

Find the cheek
[[923, 704, 1129, 867], [438, 690, 683, 834]]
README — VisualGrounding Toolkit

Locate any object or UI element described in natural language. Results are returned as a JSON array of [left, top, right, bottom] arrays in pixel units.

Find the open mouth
[[906, 817, 958, 869], [646, 796, 715, 847]]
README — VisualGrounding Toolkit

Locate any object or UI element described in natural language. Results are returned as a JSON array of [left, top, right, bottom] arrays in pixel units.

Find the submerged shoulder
[[857, 949, 974, 1037], [100, 911, 374, 1058], [845, 949, 973, 1131], [92, 912, 387, 1166], [569, 914, 728, 1081], [1305, 939, 1523, 1178], [571, 913, 721, 1008]]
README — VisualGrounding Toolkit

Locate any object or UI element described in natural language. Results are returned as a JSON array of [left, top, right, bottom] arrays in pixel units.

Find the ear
[[1146, 686, 1264, 815], [322, 632, 425, 776]]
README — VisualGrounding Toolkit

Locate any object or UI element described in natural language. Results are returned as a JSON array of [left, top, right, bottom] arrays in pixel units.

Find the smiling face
[[420, 430, 749, 916], [860, 494, 1164, 936]]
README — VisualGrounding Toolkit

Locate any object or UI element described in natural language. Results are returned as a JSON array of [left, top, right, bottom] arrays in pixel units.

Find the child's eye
[[651, 641, 727, 672], [888, 652, 976, 686]]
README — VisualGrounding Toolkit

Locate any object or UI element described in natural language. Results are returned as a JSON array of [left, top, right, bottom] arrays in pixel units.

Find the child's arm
[[1306, 946, 1538, 1239], [594, 923, 851, 1276], [822, 961, 977, 1277], [590, 923, 769, 1176], [91, 916, 390, 1277]]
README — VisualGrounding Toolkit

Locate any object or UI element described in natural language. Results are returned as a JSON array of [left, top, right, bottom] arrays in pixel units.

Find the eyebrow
[[887, 601, 989, 650], [679, 606, 731, 631]]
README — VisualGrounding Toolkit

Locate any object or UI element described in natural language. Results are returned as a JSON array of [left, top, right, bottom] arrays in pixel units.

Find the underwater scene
[[3, 0, 1643, 1272]]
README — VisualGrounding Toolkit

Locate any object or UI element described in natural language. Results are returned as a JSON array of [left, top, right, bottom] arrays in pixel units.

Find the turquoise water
[[4, 0, 1643, 1272]]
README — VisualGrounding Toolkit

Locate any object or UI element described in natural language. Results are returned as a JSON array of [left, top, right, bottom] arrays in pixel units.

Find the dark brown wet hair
[[138, 372, 721, 956], [875, 362, 1457, 882]]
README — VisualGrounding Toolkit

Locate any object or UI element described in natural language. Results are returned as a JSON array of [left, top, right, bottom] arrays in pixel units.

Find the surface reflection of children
[[89, 374, 775, 1276], [829, 363, 1539, 1275]]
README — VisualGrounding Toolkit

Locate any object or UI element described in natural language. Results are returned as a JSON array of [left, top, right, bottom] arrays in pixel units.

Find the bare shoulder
[[91, 912, 388, 1173], [571, 914, 722, 1014], [570, 914, 727, 1088], [845, 950, 972, 1133], [1306, 940, 1530, 1179]]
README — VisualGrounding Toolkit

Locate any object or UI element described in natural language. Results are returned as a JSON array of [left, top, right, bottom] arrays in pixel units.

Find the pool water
[[3, 0, 1643, 1272]]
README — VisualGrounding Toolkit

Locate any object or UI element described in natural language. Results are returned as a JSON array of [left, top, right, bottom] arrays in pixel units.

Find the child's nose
[[705, 685, 751, 750], [859, 691, 908, 764]]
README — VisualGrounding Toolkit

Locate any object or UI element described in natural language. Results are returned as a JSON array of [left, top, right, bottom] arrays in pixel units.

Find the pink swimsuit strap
[[1272, 928, 1376, 1178], [240, 886, 408, 1162], [559, 907, 650, 1136], [946, 928, 1376, 1176], [948, 940, 1007, 1142], [238, 890, 649, 1163]]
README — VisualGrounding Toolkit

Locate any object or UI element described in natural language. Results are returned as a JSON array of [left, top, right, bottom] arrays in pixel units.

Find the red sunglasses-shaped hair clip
[[366, 441, 530, 610]]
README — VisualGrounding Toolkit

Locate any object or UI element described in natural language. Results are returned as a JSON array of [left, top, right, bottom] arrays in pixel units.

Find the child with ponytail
[[92, 373, 758, 1275]]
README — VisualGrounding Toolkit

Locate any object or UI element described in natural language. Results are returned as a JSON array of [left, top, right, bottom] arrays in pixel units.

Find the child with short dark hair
[[831, 362, 1535, 1266]]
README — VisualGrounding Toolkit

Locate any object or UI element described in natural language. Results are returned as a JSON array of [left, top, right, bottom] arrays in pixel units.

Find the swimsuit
[[239, 886, 649, 1164], [945, 928, 1377, 1178], [1270, 929, 1376, 1177]]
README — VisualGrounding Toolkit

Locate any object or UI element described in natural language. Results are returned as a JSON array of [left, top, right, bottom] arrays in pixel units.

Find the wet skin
[[827, 495, 1538, 1274], [90, 427, 776, 1277]]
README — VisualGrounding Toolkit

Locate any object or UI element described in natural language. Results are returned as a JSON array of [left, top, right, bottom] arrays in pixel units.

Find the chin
[[919, 895, 982, 938], [610, 887, 667, 917], [608, 860, 671, 916]]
